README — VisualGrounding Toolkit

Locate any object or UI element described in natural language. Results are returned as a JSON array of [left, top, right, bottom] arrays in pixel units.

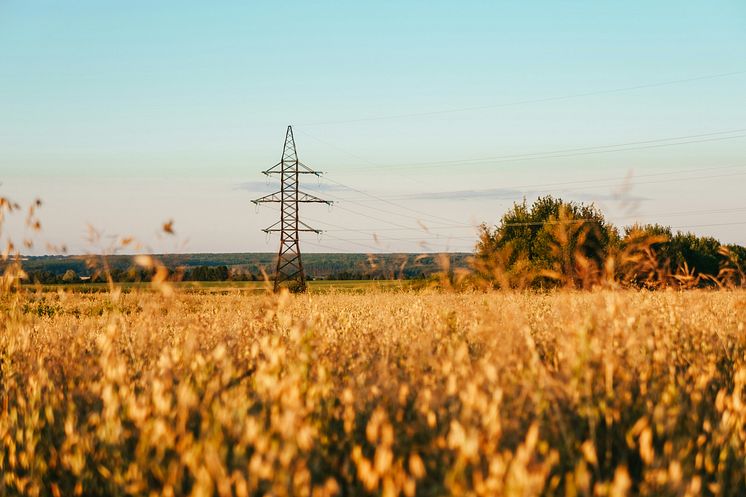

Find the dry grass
[[1, 287, 745, 496]]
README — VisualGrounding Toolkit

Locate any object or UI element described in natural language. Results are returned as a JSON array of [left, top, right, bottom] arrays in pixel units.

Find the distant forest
[[16, 253, 471, 284]]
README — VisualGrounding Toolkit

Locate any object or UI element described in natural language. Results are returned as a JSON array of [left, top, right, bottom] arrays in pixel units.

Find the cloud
[[234, 182, 651, 204]]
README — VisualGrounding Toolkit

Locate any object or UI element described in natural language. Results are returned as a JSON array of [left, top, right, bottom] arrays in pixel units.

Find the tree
[[183, 265, 231, 282], [475, 196, 616, 287], [621, 224, 727, 285]]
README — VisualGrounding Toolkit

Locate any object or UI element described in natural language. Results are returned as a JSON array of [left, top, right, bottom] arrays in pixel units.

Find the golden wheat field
[[1, 288, 746, 497]]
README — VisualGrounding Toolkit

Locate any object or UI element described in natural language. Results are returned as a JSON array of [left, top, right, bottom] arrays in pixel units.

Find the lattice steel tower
[[252, 125, 331, 292]]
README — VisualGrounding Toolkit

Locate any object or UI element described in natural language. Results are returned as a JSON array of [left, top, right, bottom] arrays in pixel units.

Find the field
[[21, 280, 413, 295], [1, 287, 745, 496]]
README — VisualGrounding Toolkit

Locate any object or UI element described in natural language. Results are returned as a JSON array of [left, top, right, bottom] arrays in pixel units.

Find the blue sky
[[1, 1, 745, 253]]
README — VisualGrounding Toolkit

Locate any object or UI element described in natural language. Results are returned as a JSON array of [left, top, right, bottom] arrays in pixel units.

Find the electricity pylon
[[252, 125, 331, 292]]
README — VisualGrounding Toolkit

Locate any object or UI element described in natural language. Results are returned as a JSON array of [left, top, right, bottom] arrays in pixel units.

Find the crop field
[[2, 287, 745, 497]]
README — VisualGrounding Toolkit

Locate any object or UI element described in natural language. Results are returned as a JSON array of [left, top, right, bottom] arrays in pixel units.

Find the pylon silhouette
[[252, 126, 331, 292]]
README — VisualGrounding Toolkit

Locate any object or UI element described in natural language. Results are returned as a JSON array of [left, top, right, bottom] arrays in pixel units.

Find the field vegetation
[[1, 288, 746, 497]]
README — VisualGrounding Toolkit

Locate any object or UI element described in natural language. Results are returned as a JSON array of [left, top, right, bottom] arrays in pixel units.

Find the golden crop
[[1, 288, 745, 496]]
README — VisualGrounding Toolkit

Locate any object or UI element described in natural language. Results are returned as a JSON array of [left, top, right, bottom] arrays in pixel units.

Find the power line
[[259, 202, 474, 249], [390, 129, 746, 167], [321, 182, 467, 226], [301, 205, 746, 234], [247, 133, 470, 254], [338, 235, 476, 242], [302, 239, 366, 253], [341, 129, 746, 172], [317, 201, 746, 232], [274, 173, 746, 247], [261, 165, 746, 231], [330, 236, 470, 251], [372, 164, 746, 200], [251, 130, 746, 253], [319, 232, 388, 253], [624, 206, 746, 219], [320, 225, 475, 232], [258, 200, 430, 237], [319, 164, 746, 203], [295, 127, 746, 233], [260, 200, 746, 251], [542, 170, 746, 195], [306, 209, 462, 238], [479, 219, 746, 229], [318, 231, 469, 253], [328, 202, 425, 230], [294, 127, 468, 221], [298, 70, 746, 126], [282, 175, 466, 230], [669, 221, 746, 230]]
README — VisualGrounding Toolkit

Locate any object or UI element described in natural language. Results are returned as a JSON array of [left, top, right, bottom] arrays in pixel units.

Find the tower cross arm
[[261, 220, 324, 234], [297, 191, 333, 204], [262, 162, 324, 176], [251, 191, 282, 204]]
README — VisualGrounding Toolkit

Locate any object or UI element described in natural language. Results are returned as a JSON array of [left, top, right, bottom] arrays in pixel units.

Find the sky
[[1, 0, 745, 254]]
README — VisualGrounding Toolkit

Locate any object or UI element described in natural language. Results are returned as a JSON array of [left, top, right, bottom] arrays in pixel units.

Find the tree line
[[24, 265, 262, 284], [21, 255, 461, 284], [474, 196, 746, 288]]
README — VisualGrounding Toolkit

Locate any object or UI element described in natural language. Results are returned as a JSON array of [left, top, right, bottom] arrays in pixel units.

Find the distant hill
[[15, 252, 472, 282]]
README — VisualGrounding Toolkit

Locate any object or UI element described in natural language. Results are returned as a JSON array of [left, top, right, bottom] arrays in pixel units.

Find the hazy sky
[[1, 1, 745, 254]]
